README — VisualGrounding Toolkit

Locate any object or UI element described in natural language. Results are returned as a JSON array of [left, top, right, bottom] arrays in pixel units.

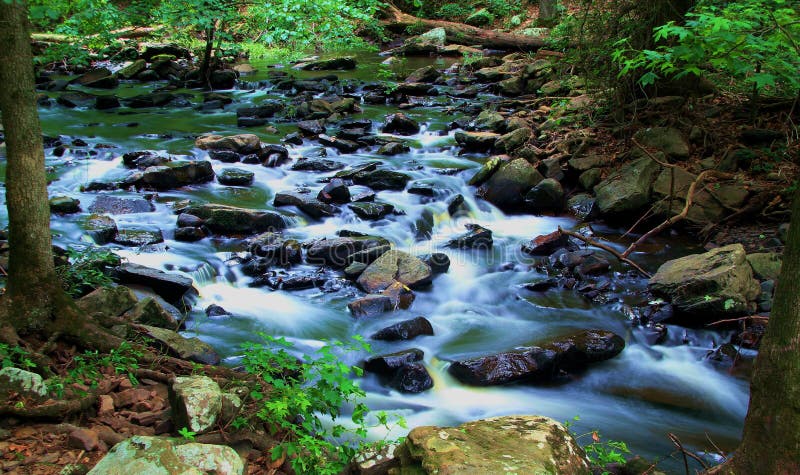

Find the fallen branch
[[558, 227, 652, 278], [706, 315, 770, 327]]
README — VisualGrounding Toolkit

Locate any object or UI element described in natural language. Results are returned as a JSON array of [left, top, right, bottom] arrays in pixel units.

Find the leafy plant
[[178, 427, 197, 441], [0, 343, 37, 370], [55, 245, 119, 298], [53, 341, 142, 396], [584, 431, 631, 468], [240, 334, 404, 475], [461, 50, 485, 67]]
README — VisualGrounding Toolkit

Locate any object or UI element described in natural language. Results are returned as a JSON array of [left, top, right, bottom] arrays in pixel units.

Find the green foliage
[[584, 433, 631, 468], [55, 246, 119, 298], [435, 3, 472, 20], [613, 0, 800, 95], [240, 334, 404, 475], [0, 343, 37, 370], [482, 0, 522, 19], [461, 50, 485, 66], [178, 427, 197, 441], [49, 341, 142, 397]]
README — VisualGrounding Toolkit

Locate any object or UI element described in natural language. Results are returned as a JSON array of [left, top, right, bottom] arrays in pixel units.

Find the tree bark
[[0, 0, 61, 334], [381, 3, 547, 51], [708, 187, 800, 473], [539, 0, 560, 25]]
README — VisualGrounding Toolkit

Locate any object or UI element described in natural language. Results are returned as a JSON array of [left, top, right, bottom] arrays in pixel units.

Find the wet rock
[[524, 178, 564, 213], [746, 252, 782, 281], [318, 134, 360, 153], [371, 316, 434, 341], [58, 91, 96, 108], [649, 243, 761, 322], [468, 155, 506, 186], [206, 304, 231, 318], [124, 92, 180, 108], [114, 228, 164, 247], [291, 157, 345, 172], [73, 67, 118, 89], [349, 202, 394, 220], [348, 294, 393, 318], [382, 113, 420, 135], [317, 178, 351, 204], [50, 195, 81, 214], [76, 285, 137, 319], [176, 213, 205, 228], [446, 194, 469, 217], [112, 263, 195, 305], [89, 195, 154, 214], [395, 416, 590, 475], [84, 214, 118, 244], [397, 27, 446, 54], [87, 436, 244, 475], [122, 296, 178, 329], [567, 194, 598, 222], [578, 168, 602, 191], [122, 151, 171, 169], [295, 56, 356, 70], [377, 141, 410, 155], [480, 158, 544, 210], [575, 254, 611, 276], [444, 223, 492, 250], [521, 230, 570, 256], [195, 134, 261, 155], [344, 261, 368, 279], [95, 95, 121, 110], [0, 367, 48, 402], [217, 168, 255, 186], [390, 362, 434, 393], [117, 59, 147, 79], [472, 110, 505, 133], [307, 235, 390, 268], [257, 144, 290, 167], [419, 253, 451, 274], [297, 119, 326, 137], [364, 348, 424, 375], [274, 189, 339, 220], [247, 232, 302, 266], [352, 169, 411, 190], [495, 127, 532, 154], [357, 250, 432, 293], [138, 161, 215, 190], [407, 182, 435, 197], [138, 325, 220, 365], [594, 157, 661, 217], [455, 131, 500, 151], [181, 204, 286, 235], [396, 82, 437, 96], [209, 69, 237, 89], [254, 272, 326, 291], [236, 102, 284, 124], [404, 65, 440, 83]]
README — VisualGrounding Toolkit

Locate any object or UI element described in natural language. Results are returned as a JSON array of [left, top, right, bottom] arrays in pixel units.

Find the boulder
[[746, 252, 782, 281], [181, 204, 286, 235], [480, 158, 544, 210], [390, 362, 434, 393], [377, 142, 410, 155], [594, 157, 661, 217], [454, 131, 499, 152], [404, 65, 440, 84], [170, 376, 223, 433], [352, 169, 411, 191], [357, 250, 432, 293], [87, 436, 244, 475], [274, 190, 339, 220], [419, 253, 451, 274], [122, 296, 179, 328], [394, 416, 590, 475], [521, 230, 570, 256], [294, 56, 356, 70], [398, 27, 446, 54], [495, 127, 532, 154], [49, 195, 81, 214], [112, 263, 195, 305], [247, 232, 302, 267], [89, 195, 154, 215], [524, 178, 564, 212], [446, 223, 493, 249], [371, 316, 434, 341], [633, 127, 689, 160], [472, 110, 506, 133], [117, 59, 147, 80], [137, 325, 220, 365], [318, 178, 351, 204], [76, 285, 138, 319], [465, 8, 494, 26], [84, 214, 118, 244], [195, 134, 261, 155], [137, 161, 215, 190], [382, 113, 420, 135], [217, 168, 254, 186], [468, 155, 506, 187], [0, 368, 48, 402], [307, 235, 390, 268], [649, 244, 761, 321], [114, 228, 164, 247], [291, 157, 345, 172], [57, 91, 96, 108], [349, 202, 394, 220], [348, 294, 393, 318], [209, 69, 237, 89], [318, 134, 360, 153]]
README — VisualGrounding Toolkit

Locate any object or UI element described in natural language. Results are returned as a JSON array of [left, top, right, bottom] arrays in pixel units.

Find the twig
[[706, 315, 769, 326], [558, 227, 652, 278], [669, 432, 710, 472]]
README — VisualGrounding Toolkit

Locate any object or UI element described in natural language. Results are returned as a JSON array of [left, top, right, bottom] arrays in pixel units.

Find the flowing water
[[3, 51, 748, 471]]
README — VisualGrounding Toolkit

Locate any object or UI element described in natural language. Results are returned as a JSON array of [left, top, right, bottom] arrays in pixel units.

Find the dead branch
[[557, 227, 652, 278], [706, 315, 770, 326]]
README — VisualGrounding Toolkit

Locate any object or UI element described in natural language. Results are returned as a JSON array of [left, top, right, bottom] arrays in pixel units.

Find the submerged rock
[[446, 223, 493, 249], [274, 190, 339, 220]]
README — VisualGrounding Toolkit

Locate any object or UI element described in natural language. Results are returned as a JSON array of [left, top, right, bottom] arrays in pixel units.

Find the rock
[[349, 202, 394, 220], [468, 155, 506, 186], [480, 158, 544, 210], [568, 154, 606, 173], [521, 230, 570, 256], [318, 178, 351, 204], [348, 294, 393, 318], [177, 213, 205, 227], [594, 157, 661, 217], [76, 285, 138, 319], [352, 169, 411, 190], [117, 59, 147, 79], [294, 56, 356, 70], [382, 113, 420, 135], [181, 204, 286, 235], [50, 195, 81, 214], [209, 69, 237, 89], [114, 228, 164, 247], [89, 195, 154, 215], [567, 194, 598, 222], [578, 169, 602, 190], [318, 134, 360, 153], [112, 263, 195, 305], [404, 65, 440, 84], [95, 95, 121, 109], [364, 348, 424, 375], [195, 134, 261, 154], [122, 297, 179, 328], [472, 111, 505, 132], [236, 102, 284, 122], [449, 329, 624, 386], [633, 127, 689, 160], [217, 168, 254, 186], [73, 67, 118, 89], [0, 367, 48, 402], [84, 214, 118, 244], [649, 244, 761, 321], [87, 436, 244, 475], [140, 43, 191, 60], [371, 316, 434, 341], [122, 151, 171, 169], [307, 235, 390, 268], [465, 7, 494, 26], [124, 92, 180, 108], [58, 91, 96, 108], [297, 119, 326, 137], [291, 158, 344, 172], [454, 131, 499, 151], [357, 250, 432, 293], [398, 27, 446, 54], [138, 325, 220, 365], [274, 190, 339, 220], [395, 416, 590, 475], [138, 161, 215, 190], [419, 253, 451, 274], [739, 128, 783, 145], [390, 362, 434, 393], [68, 428, 102, 452], [524, 178, 564, 212], [446, 194, 469, 217], [170, 376, 223, 433], [377, 141, 409, 155], [718, 148, 756, 172], [446, 223, 493, 249], [746, 252, 782, 281]]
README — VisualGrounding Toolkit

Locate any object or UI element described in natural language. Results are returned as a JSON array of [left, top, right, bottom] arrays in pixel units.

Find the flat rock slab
[[357, 250, 432, 293], [89, 195, 154, 215], [113, 263, 195, 305]]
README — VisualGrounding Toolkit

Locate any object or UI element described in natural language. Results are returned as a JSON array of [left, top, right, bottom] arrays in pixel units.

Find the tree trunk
[[0, 0, 61, 334], [381, 3, 547, 51], [199, 25, 215, 88], [708, 188, 800, 473], [539, 0, 560, 25]]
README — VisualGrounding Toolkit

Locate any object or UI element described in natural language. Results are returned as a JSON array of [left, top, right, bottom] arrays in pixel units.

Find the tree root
[[0, 389, 99, 420]]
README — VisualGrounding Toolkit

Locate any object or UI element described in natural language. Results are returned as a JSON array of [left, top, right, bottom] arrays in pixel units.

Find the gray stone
[[480, 158, 544, 210], [454, 131, 499, 151], [114, 228, 164, 247], [195, 134, 261, 154], [50, 196, 81, 214], [357, 250, 432, 293], [524, 178, 564, 212], [0, 367, 48, 402], [122, 297, 179, 328], [274, 190, 339, 220], [349, 202, 394, 220], [138, 325, 220, 365], [181, 204, 286, 235], [468, 156, 506, 186], [594, 157, 661, 217], [76, 285, 138, 319], [746, 252, 782, 281], [113, 263, 195, 305], [90, 195, 154, 215], [307, 236, 390, 268], [494, 127, 532, 154], [217, 168, 254, 186], [170, 376, 223, 433], [633, 127, 689, 160], [138, 161, 215, 190], [84, 214, 118, 245]]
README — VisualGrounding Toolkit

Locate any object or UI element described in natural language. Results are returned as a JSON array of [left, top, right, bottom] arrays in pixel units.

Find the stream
[[4, 51, 749, 471]]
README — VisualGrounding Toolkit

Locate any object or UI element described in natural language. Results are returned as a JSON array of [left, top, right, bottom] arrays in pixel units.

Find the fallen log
[[380, 3, 547, 51]]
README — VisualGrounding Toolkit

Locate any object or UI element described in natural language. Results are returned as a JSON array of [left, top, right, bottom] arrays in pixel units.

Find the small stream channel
[[2, 51, 748, 471]]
